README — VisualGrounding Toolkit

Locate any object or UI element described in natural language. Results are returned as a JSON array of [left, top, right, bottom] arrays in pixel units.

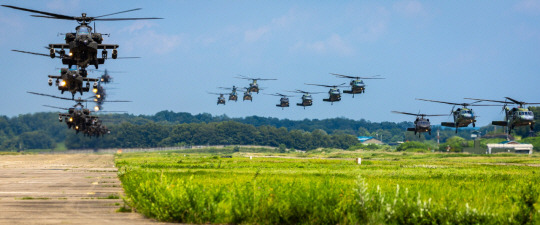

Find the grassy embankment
[[116, 148, 540, 224]]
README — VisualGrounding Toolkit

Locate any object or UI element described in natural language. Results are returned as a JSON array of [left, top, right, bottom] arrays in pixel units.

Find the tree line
[[1, 108, 538, 150]]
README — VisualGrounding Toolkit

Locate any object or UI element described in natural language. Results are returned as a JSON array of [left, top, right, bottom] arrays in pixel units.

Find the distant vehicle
[[267, 93, 293, 109], [331, 73, 384, 97], [416, 98, 502, 133], [235, 75, 277, 94], [465, 97, 540, 134], [305, 83, 347, 105], [208, 92, 226, 105], [218, 86, 239, 101], [287, 90, 323, 109], [392, 111, 446, 137]]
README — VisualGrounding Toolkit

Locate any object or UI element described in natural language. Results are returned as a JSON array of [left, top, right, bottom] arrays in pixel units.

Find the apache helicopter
[[287, 90, 323, 109], [208, 92, 226, 105], [29, 92, 98, 133], [305, 83, 347, 105], [235, 75, 276, 94], [465, 97, 540, 134], [218, 86, 239, 101], [48, 68, 99, 99], [266, 93, 293, 109], [82, 118, 110, 137], [331, 73, 384, 97], [416, 98, 502, 133], [29, 91, 127, 134], [92, 69, 123, 84], [392, 111, 446, 137], [3, 5, 159, 69]]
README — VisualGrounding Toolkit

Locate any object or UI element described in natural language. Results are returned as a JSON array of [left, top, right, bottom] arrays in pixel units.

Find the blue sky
[[1, 0, 539, 126]]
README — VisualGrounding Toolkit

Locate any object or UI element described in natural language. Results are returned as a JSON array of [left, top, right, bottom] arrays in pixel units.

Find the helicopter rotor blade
[[391, 111, 419, 116], [42, 105, 69, 110], [2, 5, 74, 20], [11, 49, 49, 57], [94, 17, 163, 21], [464, 98, 508, 104], [94, 8, 142, 18], [101, 100, 131, 103], [28, 91, 76, 101]]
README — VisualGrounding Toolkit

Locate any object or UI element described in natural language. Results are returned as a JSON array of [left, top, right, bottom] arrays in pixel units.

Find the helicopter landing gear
[[473, 123, 475, 127], [455, 126, 458, 134], [429, 131, 431, 135], [71, 93, 75, 100], [531, 124, 534, 131]]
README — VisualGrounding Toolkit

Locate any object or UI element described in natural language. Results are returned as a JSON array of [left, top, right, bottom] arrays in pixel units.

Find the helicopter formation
[[392, 97, 538, 137], [209, 73, 384, 108], [3, 5, 158, 137]]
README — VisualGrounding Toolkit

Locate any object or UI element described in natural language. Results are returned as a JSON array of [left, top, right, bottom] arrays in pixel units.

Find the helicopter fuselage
[[343, 80, 366, 95], [277, 97, 289, 108], [493, 107, 535, 133], [323, 88, 341, 103]]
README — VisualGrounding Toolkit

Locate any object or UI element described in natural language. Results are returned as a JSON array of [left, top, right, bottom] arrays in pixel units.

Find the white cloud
[[393, 0, 426, 17], [514, 0, 540, 14], [243, 9, 301, 43], [292, 34, 353, 56], [46, 0, 81, 12], [123, 30, 184, 54], [120, 21, 157, 33], [244, 27, 270, 42]]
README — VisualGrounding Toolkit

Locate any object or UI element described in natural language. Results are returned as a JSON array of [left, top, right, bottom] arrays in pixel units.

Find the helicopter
[[266, 93, 293, 109], [287, 90, 324, 109], [3, 5, 159, 69], [331, 73, 384, 97], [465, 97, 540, 134], [235, 75, 277, 94], [218, 86, 239, 101], [93, 69, 124, 84], [416, 98, 502, 133], [392, 111, 446, 137], [82, 118, 110, 137], [48, 68, 99, 99], [305, 83, 347, 105], [238, 87, 255, 101], [208, 92, 226, 105], [29, 91, 127, 134]]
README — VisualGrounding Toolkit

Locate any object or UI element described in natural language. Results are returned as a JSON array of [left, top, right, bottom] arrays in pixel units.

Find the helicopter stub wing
[[49, 44, 70, 49], [441, 122, 456, 127], [48, 75, 61, 79], [97, 44, 119, 50], [83, 77, 100, 82], [492, 121, 508, 126], [406, 128, 416, 132]]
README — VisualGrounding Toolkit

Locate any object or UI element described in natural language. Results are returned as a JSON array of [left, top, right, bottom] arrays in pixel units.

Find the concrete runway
[[0, 154, 161, 225]]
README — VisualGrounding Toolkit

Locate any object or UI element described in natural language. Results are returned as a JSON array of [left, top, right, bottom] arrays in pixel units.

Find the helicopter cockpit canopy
[[417, 121, 430, 127], [76, 26, 91, 37], [330, 89, 340, 94]]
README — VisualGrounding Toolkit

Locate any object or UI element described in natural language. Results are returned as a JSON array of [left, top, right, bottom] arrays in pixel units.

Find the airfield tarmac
[[0, 154, 160, 225]]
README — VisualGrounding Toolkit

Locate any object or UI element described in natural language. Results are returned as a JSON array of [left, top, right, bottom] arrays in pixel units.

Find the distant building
[[357, 136, 383, 144], [486, 141, 533, 154]]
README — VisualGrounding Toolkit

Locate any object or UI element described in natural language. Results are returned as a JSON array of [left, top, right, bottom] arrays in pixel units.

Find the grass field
[[115, 149, 540, 224]]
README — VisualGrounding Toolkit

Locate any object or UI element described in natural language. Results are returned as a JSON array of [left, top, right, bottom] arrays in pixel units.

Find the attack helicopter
[[29, 91, 128, 134], [208, 92, 226, 105], [83, 118, 110, 137], [235, 75, 276, 94], [93, 69, 123, 84], [305, 83, 347, 105], [266, 93, 293, 109], [331, 73, 384, 97], [29, 91, 99, 133], [287, 90, 323, 109], [392, 111, 446, 137], [465, 97, 540, 134], [48, 68, 99, 99], [416, 98, 502, 133], [3, 5, 159, 69], [218, 86, 239, 101]]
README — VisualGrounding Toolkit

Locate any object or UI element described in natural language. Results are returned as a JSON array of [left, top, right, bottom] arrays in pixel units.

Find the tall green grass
[[116, 152, 540, 224]]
